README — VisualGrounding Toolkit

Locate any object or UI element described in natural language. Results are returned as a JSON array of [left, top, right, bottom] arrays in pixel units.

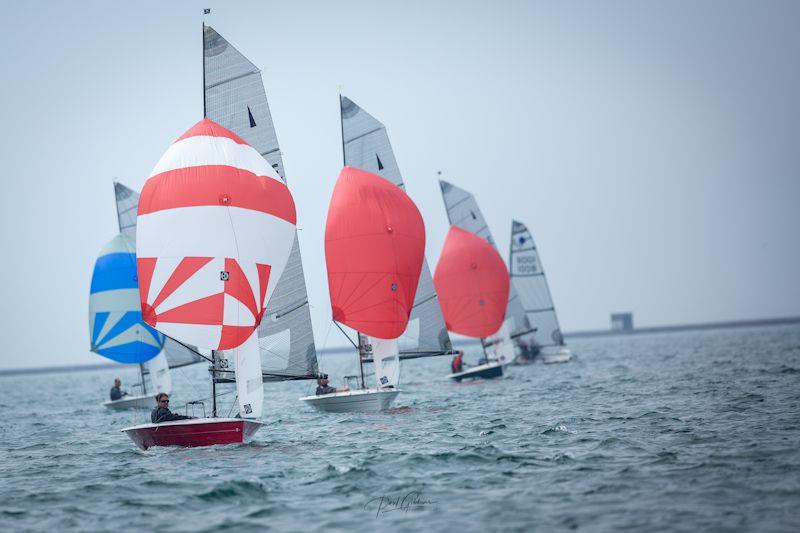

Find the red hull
[[122, 418, 262, 450]]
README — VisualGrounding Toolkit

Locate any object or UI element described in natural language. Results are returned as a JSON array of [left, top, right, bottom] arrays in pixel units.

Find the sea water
[[1, 325, 799, 531]]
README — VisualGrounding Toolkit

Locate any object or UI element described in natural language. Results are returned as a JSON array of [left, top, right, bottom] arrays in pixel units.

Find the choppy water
[[1, 325, 800, 532]]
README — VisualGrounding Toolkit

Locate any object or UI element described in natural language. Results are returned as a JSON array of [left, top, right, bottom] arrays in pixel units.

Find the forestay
[[509, 220, 564, 348], [114, 181, 204, 370], [204, 25, 319, 380], [439, 180, 530, 340], [341, 96, 452, 357]]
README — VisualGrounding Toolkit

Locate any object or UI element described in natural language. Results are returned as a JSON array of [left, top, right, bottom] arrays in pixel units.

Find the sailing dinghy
[[434, 226, 511, 381], [90, 233, 166, 409], [94, 183, 205, 411], [301, 96, 456, 410], [439, 180, 533, 368], [300, 166, 425, 412], [121, 118, 296, 449], [509, 220, 572, 363], [339, 96, 454, 362]]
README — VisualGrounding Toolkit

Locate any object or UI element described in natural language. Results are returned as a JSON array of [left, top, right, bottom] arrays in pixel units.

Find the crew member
[[110, 378, 128, 401], [150, 393, 195, 423], [451, 351, 465, 373], [315, 374, 350, 396]]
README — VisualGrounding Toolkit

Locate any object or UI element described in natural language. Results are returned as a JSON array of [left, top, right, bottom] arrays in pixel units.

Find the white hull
[[299, 388, 400, 413], [103, 394, 157, 411], [542, 348, 573, 364], [446, 361, 504, 381]]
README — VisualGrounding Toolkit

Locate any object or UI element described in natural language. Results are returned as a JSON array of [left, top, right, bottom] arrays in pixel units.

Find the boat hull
[[299, 388, 400, 413], [121, 418, 262, 450], [103, 394, 157, 411], [447, 361, 503, 382], [542, 348, 573, 364]]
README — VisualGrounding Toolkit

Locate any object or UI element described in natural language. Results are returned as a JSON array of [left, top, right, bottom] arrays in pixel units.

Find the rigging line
[[333, 320, 359, 350], [226, 393, 238, 418], [320, 319, 334, 351], [175, 364, 207, 406]]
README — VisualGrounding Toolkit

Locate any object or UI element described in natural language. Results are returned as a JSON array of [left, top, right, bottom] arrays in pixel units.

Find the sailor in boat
[[150, 393, 195, 424], [110, 378, 129, 401], [451, 351, 466, 374], [315, 374, 350, 396]]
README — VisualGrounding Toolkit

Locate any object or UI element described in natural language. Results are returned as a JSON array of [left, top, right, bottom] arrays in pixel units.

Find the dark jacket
[[150, 407, 193, 424], [110, 386, 128, 401], [316, 384, 337, 396]]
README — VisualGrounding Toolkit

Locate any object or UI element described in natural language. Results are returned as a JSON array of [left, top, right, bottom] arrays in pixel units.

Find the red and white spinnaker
[[136, 118, 297, 418]]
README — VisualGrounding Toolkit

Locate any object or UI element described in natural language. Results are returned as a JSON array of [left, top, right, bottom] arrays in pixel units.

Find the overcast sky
[[1, 0, 798, 369]]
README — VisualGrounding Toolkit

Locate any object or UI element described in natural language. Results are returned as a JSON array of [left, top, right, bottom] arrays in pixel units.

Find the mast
[[139, 364, 147, 394], [339, 93, 346, 167], [357, 335, 366, 389], [211, 350, 218, 418], [202, 22, 206, 118], [339, 92, 365, 389]]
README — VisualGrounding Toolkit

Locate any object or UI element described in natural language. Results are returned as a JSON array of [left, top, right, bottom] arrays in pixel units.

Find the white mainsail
[[203, 25, 319, 381], [231, 333, 264, 419], [145, 351, 171, 395], [370, 336, 401, 389], [510, 220, 565, 350], [482, 319, 516, 365]]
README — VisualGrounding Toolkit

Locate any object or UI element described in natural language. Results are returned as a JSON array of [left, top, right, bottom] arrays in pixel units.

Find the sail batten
[[204, 25, 319, 380], [341, 96, 453, 356]]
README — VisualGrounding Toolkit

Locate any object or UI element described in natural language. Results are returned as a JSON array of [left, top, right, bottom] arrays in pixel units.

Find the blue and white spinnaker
[[89, 234, 164, 363]]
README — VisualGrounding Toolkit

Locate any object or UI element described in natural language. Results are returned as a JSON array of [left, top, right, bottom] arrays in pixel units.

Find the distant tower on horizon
[[611, 313, 634, 332]]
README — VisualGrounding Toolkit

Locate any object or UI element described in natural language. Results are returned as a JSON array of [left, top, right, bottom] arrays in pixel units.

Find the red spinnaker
[[325, 166, 425, 339], [433, 226, 510, 338]]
